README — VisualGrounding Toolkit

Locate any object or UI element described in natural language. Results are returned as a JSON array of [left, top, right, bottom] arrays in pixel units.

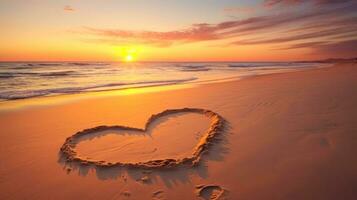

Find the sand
[[0, 63, 357, 199], [60, 108, 226, 168]]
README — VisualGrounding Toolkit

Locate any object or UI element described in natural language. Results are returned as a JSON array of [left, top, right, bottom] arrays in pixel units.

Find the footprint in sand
[[152, 190, 165, 200], [195, 184, 228, 200], [120, 191, 131, 198]]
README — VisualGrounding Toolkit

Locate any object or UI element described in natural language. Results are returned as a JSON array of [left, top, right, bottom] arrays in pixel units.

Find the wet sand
[[0, 63, 356, 199]]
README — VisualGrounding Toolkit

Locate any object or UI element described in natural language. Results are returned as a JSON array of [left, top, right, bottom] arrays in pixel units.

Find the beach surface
[[0, 63, 356, 200]]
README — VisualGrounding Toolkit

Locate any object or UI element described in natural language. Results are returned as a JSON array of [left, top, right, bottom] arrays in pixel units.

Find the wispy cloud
[[64, 5, 75, 12], [275, 41, 329, 50], [223, 6, 255, 14], [232, 26, 357, 45], [274, 39, 357, 59], [75, 0, 357, 58], [263, 0, 353, 7], [312, 40, 357, 58], [81, 25, 220, 47], [264, 0, 302, 7]]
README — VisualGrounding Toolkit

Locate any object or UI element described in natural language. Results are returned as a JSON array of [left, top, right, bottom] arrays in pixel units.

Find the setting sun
[[125, 54, 134, 62], [119, 47, 138, 62]]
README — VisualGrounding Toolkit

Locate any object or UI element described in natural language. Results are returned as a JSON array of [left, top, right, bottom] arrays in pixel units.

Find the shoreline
[[0, 62, 334, 112]]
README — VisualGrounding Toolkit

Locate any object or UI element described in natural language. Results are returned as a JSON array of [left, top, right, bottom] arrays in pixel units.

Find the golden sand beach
[[1, 63, 356, 199]]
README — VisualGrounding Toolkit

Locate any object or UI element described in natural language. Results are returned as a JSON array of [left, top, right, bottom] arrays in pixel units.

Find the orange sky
[[0, 0, 356, 62]]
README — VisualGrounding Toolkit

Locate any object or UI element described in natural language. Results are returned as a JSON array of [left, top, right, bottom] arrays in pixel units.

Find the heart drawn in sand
[[60, 108, 226, 169]]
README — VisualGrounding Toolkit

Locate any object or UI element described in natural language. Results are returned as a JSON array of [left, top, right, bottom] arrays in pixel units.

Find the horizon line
[[1, 57, 354, 63]]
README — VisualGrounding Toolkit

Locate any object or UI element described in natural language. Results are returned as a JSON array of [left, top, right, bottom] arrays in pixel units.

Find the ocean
[[0, 62, 330, 101]]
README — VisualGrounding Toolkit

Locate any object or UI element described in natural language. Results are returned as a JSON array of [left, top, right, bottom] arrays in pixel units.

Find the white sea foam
[[0, 62, 330, 100]]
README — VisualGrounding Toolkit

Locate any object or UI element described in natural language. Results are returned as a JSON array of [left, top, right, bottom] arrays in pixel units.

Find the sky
[[0, 0, 356, 62]]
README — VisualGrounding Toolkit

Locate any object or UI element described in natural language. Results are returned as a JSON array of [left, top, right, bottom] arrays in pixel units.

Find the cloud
[[264, 0, 303, 7], [263, 0, 353, 7], [311, 40, 357, 58], [274, 39, 357, 60], [276, 41, 329, 50], [80, 37, 173, 47], [64, 5, 75, 12], [75, 0, 357, 58], [78, 17, 264, 47], [232, 26, 357, 45], [223, 6, 255, 14], [81, 25, 220, 47], [314, 40, 357, 57]]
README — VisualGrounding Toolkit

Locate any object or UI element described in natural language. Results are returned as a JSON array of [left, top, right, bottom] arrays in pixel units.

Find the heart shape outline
[[60, 108, 226, 169]]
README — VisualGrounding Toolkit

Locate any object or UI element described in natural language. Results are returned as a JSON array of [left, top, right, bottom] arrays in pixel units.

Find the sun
[[125, 54, 134, 62], [116, 46, 139, 62]]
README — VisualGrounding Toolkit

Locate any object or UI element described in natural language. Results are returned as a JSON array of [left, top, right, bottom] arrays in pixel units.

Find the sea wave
[[67, 62, 110, 66], [34, 63, 63, 66], [39, 71, 77, 77], [0, 74, 14, 79], [179, 65, 211, 72], [0, 71, 78, 78], [20, 62, 110, 68], [68, 62, 91, 66], [0, 62, 330, 101], [0, 78, 197, 100], [227, 62, 308, 68]]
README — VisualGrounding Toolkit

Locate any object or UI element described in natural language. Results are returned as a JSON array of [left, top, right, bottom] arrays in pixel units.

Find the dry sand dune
[[0, 63, 356, 199]]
